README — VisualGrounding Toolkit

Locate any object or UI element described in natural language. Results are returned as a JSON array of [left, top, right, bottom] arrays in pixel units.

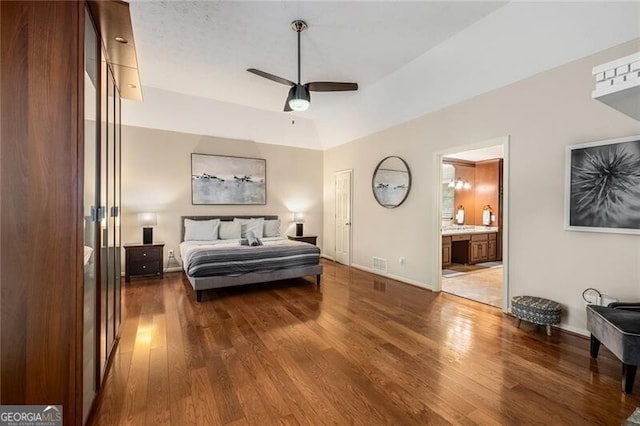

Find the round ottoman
[[511, 295, 561, 336]]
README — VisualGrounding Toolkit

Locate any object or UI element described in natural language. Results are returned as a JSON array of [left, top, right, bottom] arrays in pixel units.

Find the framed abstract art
[[565, 135, 640, 234], [191, 153, 266, 205]]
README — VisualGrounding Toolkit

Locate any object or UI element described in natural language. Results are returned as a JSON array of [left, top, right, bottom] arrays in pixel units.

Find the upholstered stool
[[587, 304, 640, 394], [512, 295, 561, 336]]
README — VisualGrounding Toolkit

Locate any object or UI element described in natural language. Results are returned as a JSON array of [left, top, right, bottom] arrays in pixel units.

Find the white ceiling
[[123, 1, 640, 150]]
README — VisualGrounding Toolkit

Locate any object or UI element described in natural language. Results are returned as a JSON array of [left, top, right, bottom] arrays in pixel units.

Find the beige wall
[[121, 126, 323, 267], [323, 39, 640, 333]]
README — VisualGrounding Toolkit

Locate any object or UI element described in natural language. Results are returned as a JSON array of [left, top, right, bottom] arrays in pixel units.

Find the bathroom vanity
[[442, 227, 498, 266]]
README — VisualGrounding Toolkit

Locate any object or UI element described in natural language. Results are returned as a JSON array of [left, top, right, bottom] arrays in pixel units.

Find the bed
[[179, 215, 322, 302]]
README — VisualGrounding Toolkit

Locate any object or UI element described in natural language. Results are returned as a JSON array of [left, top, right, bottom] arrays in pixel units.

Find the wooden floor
[[90, 260, 640, 425]]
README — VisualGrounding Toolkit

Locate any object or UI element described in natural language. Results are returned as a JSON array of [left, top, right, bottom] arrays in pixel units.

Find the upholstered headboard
[[180, 215, 278, 242]]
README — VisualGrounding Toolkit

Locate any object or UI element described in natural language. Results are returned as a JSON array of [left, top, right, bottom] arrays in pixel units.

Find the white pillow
[[234, 217, 264, 238], [264, 219, 281, 237], [219, 221, 241, 239], [184, 218, 219, 241]]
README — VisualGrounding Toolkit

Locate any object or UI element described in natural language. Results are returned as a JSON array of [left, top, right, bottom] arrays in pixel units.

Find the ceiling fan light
[[288, 85, 310, 111], [289, 98, 309, 111]]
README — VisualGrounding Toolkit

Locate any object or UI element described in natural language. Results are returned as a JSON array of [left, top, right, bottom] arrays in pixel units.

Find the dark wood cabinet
[[1, 2, 140, 424], [288, 235, 318, 246], [125, 244, 164, 281]]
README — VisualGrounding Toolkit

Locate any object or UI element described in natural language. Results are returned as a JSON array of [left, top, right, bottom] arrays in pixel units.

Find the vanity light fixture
[[449, 178, 472, 190]]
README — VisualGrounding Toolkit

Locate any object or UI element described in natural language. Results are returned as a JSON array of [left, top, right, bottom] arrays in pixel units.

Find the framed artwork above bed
[[191, 153, 266, 205]]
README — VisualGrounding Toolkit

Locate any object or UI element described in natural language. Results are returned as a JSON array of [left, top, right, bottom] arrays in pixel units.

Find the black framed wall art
[[565, 135, 640, 234]]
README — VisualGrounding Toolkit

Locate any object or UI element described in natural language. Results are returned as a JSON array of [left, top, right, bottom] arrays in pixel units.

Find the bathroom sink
[[441, 226, 498, 235]]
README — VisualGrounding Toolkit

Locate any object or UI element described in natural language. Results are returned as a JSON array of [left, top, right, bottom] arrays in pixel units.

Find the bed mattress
[[180, 238, 321, 278]]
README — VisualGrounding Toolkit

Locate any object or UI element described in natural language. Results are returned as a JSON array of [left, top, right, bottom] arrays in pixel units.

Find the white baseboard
[[321, 254, 335, 261], [350, 263, 434, 291], [557, 323, 589, 337], [164, 266, 183, 273]]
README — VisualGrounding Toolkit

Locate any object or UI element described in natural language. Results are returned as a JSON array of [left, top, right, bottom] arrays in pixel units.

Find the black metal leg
[[316, 274, 321, 286], [590, 335, 601, 358], [196, 290, 203, 303], [623, 364, 637, 394]]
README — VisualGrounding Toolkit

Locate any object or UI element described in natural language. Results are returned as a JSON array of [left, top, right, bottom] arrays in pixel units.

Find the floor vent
[[372, 257, 387, 273]]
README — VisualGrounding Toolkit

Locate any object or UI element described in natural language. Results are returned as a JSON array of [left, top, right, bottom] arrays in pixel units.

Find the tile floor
[[441, 263, 503, 307]]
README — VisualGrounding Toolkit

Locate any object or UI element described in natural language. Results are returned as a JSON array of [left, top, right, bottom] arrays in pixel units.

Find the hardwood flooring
[[90, 260, 640, 425]]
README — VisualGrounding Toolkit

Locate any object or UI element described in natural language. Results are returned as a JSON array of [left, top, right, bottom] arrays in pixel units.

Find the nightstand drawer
[[124, 243, 164, 282], [128, 248, 160, 262], [128, 260, 161, 276]]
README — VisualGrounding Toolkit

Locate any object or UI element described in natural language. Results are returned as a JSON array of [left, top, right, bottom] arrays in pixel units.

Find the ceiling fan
[[247, 20, 358, 112]]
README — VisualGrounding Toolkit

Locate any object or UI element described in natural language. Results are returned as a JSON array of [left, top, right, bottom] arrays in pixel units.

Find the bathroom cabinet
[[442, 236, 452, 266], [470, 233, 497, 263], [445, 232, 497, 265]]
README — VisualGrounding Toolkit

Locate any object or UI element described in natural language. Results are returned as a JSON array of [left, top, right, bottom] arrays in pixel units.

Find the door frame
[[334, 169, 353, 266], [433, 136, 510, 312]]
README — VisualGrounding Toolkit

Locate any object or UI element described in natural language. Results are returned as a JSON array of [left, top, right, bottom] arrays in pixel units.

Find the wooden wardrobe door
[[1, 0, 82, 420]]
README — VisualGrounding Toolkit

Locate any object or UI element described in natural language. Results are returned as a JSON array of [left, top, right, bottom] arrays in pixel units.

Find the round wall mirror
[[372, 156, 411, 208]]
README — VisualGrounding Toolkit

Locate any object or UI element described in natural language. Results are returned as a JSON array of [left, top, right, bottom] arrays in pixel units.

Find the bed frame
[[180, 215, 322, 302]]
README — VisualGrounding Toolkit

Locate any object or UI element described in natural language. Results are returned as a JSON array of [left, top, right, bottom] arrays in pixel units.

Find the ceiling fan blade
[[306, 82, 358, 92], [283, 101, 293, 112], [247, 68, 295, 87]]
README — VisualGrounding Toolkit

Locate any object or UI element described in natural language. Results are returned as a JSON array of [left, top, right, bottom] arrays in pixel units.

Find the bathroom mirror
[[372, 156, 411, 208], [442, 164, 455, 226]]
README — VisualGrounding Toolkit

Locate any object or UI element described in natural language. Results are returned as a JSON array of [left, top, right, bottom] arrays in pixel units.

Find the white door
[[335, 170, 352, 265]]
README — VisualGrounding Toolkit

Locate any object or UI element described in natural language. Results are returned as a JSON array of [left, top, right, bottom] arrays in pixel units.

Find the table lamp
[[138, 212, 157, 244], [293, 212, 304, 237]]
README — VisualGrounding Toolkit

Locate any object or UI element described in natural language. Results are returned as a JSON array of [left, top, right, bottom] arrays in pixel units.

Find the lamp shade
[[293, 212, 305, 223], [138, 212, 157, 227], [288, 85, 310, 111]]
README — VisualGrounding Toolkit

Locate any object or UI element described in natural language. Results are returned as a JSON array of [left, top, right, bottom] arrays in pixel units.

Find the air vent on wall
[[372, 257, 388, 273]]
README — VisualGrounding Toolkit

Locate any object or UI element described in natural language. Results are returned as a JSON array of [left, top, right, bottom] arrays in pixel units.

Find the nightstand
[[287, 235, 317, 246], [124, 243, 164, 282]]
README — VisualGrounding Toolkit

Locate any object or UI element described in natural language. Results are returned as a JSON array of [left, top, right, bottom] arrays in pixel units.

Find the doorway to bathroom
[[436, 138, 509, 309]]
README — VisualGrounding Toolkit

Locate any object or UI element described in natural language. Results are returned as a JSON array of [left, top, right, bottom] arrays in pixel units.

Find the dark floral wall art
[[566, 136, 640, 234]]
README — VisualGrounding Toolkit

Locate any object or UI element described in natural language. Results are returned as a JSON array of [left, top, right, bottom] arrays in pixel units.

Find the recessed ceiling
[[130, 1, 506, 111], [123, 1, 640, 150]]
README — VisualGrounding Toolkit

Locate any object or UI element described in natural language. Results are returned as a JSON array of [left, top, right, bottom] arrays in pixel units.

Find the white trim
[[334, 169, 353, 266], [433, 136, 510, 313], [559, 324, 589, 337], [164, 266, 183, 273], [321, 254, 335, 261], [351, 263, 434, 291], [502, 139, 510, 313]]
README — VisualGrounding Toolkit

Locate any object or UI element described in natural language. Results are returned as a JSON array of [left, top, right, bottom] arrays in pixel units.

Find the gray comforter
[[186, 242, 321, 277]]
